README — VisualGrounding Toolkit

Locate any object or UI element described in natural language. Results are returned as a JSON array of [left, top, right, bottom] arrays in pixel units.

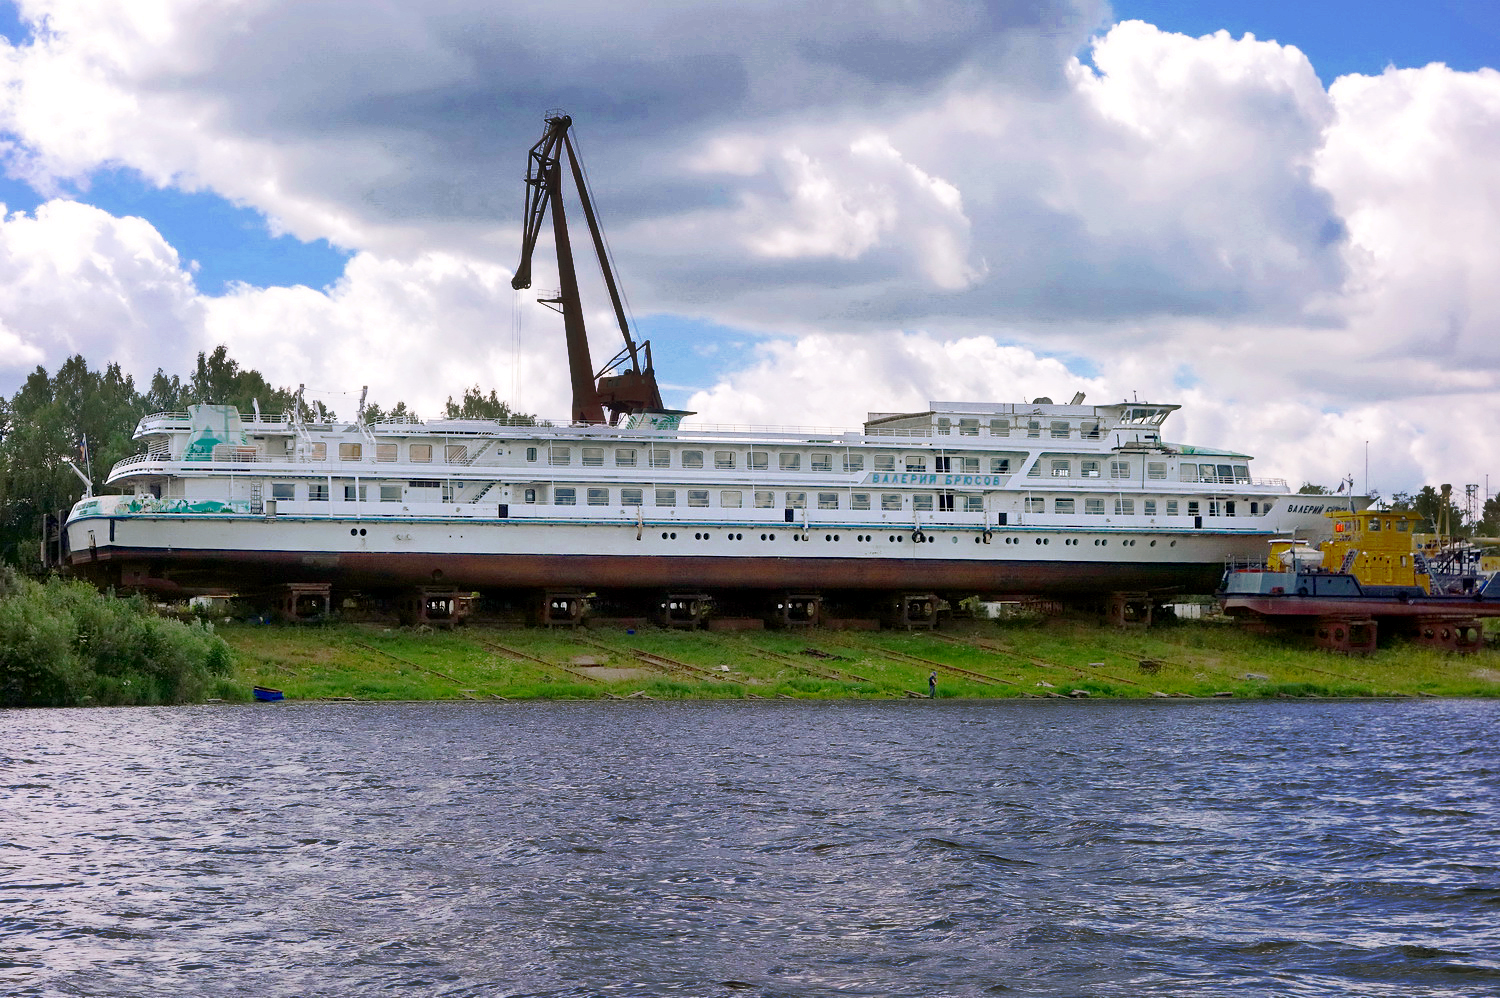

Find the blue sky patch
[[1114, 0, 1500, 84]]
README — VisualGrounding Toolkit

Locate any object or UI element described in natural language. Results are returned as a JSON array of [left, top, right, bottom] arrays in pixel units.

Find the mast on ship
[[512, 112, 666, 425]]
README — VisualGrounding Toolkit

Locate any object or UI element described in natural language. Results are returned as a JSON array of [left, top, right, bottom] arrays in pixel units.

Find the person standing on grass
[[929, 671, 937, 698]]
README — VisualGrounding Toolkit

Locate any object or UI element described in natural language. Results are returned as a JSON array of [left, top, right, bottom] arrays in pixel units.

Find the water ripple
[[2, 699, 1497, 996]]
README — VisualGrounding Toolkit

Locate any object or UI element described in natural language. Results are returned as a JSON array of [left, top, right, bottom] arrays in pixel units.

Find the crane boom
[[511, 113, 664, 424]]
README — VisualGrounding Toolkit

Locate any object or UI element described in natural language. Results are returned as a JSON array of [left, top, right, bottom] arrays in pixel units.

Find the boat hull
[[63, 512, 1259, 597]]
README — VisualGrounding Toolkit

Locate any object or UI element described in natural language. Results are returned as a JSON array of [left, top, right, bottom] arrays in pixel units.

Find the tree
[[1478, 495, 1500, 538], [363, 400, 420, 424], [1388, 486, 1468, 536], [186, 345, 298, 415], [1297, 483, 1332, 494], [444, 385, 533, 423], [0, 357, 148, 569]]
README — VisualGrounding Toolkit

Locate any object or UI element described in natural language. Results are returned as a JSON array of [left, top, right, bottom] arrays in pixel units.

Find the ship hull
[[63, 512, 1256, 597]]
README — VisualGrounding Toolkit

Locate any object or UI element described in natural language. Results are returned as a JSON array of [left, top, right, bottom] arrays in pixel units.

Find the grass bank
[[218, 617, 1500, 702]]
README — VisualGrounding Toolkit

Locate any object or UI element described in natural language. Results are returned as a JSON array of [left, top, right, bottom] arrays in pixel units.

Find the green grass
[[211, 616, 1500, 703]]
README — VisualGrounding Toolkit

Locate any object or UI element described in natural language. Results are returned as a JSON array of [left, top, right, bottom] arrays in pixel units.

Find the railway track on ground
[[822, 635, 1034, 693]]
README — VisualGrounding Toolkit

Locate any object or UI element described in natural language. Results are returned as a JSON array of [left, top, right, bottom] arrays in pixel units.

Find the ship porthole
[[359, 528, 366, 536]]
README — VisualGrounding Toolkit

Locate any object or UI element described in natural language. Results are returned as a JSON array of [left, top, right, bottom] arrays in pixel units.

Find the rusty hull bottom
[[69, 546, 1223, 599]]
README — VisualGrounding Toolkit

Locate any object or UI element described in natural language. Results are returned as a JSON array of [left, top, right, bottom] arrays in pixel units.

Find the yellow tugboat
[[1219, 509, 1498, 653]]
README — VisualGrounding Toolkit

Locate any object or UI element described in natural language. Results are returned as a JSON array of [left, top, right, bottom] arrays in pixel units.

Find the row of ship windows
[[262, 481, 1264, 517], [935, 418, 1104, 439], [273, 441, 1253, 485]]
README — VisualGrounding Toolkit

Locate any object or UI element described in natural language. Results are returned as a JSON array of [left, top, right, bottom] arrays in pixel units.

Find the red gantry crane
[[512, 112, 668, 425]]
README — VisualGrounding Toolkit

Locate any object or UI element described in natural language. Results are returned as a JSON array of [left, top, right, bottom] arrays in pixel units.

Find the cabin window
[[938, 493, 955, 512], [875, 455, 896, 472], [682, 450, 704, 469], [1110, 461, 1131, 479], [412, 444, 434, 463], [959, 418, 979, 436], [308, 484, 329, 501], [271, 483, 295, 500], [961, 457, 980, 474], [964, 495, 983, 512], [617, 488, 641, 507], [655, 489, 676, 507], [443, 482, 458, 503], [852, 493, 871, 510], [344, 484, 366, 501], [1054, 498, 1074, 514], [1217, 464, 1233, 482], [1027, 463, 1041, 478], [881, 494, 902, 510], [1249, 501, 1259, 516], [688, 490, 710, 507], [1147, 462, 1166, 480], [1050, 460, 1071, 478], [1050, 421, 1070, 439], [522, 446, 535, 463], [1195, 463, 1216, 482], [1208, 500, 1223, 517], [375, 443, 397, 463], [587, 488, 609, 506], [1144, 500, 1157, 515], [715, 451, 736, 470], [650, 448, 671, 468], [811, 453, 833, 473], [1226, 501, 1236, 516], [1187, 501, 1200, 516], [990, 418, 1010, 437], [524, 488, 538, 504], [937, 418, 951, 435], [784, 491, 806, 509], [549, 446, 571, 466], [843, 454, 865, 473], [780, 453, 801, 471], [555, 487, 576, 506], [934, 457, 952, 473], [1368, 518, 1381, 532], [1115, 498, 1135, 515], [1083, 423, 1102, 440], [616, 448, 637, 468], [446, 444, 468, 463], [991, 457, 1011, 474], [905, 455, 927, 472], [1166, 500, 1179, 516], [754, 490, 775, 508], [339, 443, 362, 461], [1179, 465, 1198, 482], [749, 452, 769, 471], [720, 490, 743, 508], [1234, 464, 1250, 483], [1085, 498, 1105, 515], [380, 484, 402, 502], [1081, 460, 1101, 479], [1026, 420, 1041, 438], [1397, 520, 1409, 532], [818, 492, 840, 510], [309, 442, 327, 461], [582, 447, 604, 467], [913, 495, 934, 512], [1025, 497, 1045, 513]]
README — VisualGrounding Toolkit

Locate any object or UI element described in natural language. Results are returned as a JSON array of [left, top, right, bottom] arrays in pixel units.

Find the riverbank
[[219, 618, 1500, 702]]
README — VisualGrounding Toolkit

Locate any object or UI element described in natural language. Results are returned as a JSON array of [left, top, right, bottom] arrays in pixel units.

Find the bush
[[0, 568, 234, 707]]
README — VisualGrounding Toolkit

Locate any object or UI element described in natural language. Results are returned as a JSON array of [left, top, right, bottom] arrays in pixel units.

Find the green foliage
[[444, 385, 535, 423], [0, 567, 233, 707], [1297, 483, 1333, 494]]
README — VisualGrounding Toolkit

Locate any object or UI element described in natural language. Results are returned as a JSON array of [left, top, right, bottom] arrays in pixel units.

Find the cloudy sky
[[1, 0, 1498, 499]]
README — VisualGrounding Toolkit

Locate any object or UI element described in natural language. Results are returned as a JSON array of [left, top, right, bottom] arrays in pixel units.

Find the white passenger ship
[[57, 395, 1327, 600], [55, 113, 1355, 605]]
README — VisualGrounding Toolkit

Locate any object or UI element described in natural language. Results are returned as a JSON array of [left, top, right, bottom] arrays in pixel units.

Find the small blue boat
[[252, 686, 285, 702]]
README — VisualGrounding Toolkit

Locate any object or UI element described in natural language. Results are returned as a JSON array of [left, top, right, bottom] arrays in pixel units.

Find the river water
[[2, 699, 1497, 997]]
